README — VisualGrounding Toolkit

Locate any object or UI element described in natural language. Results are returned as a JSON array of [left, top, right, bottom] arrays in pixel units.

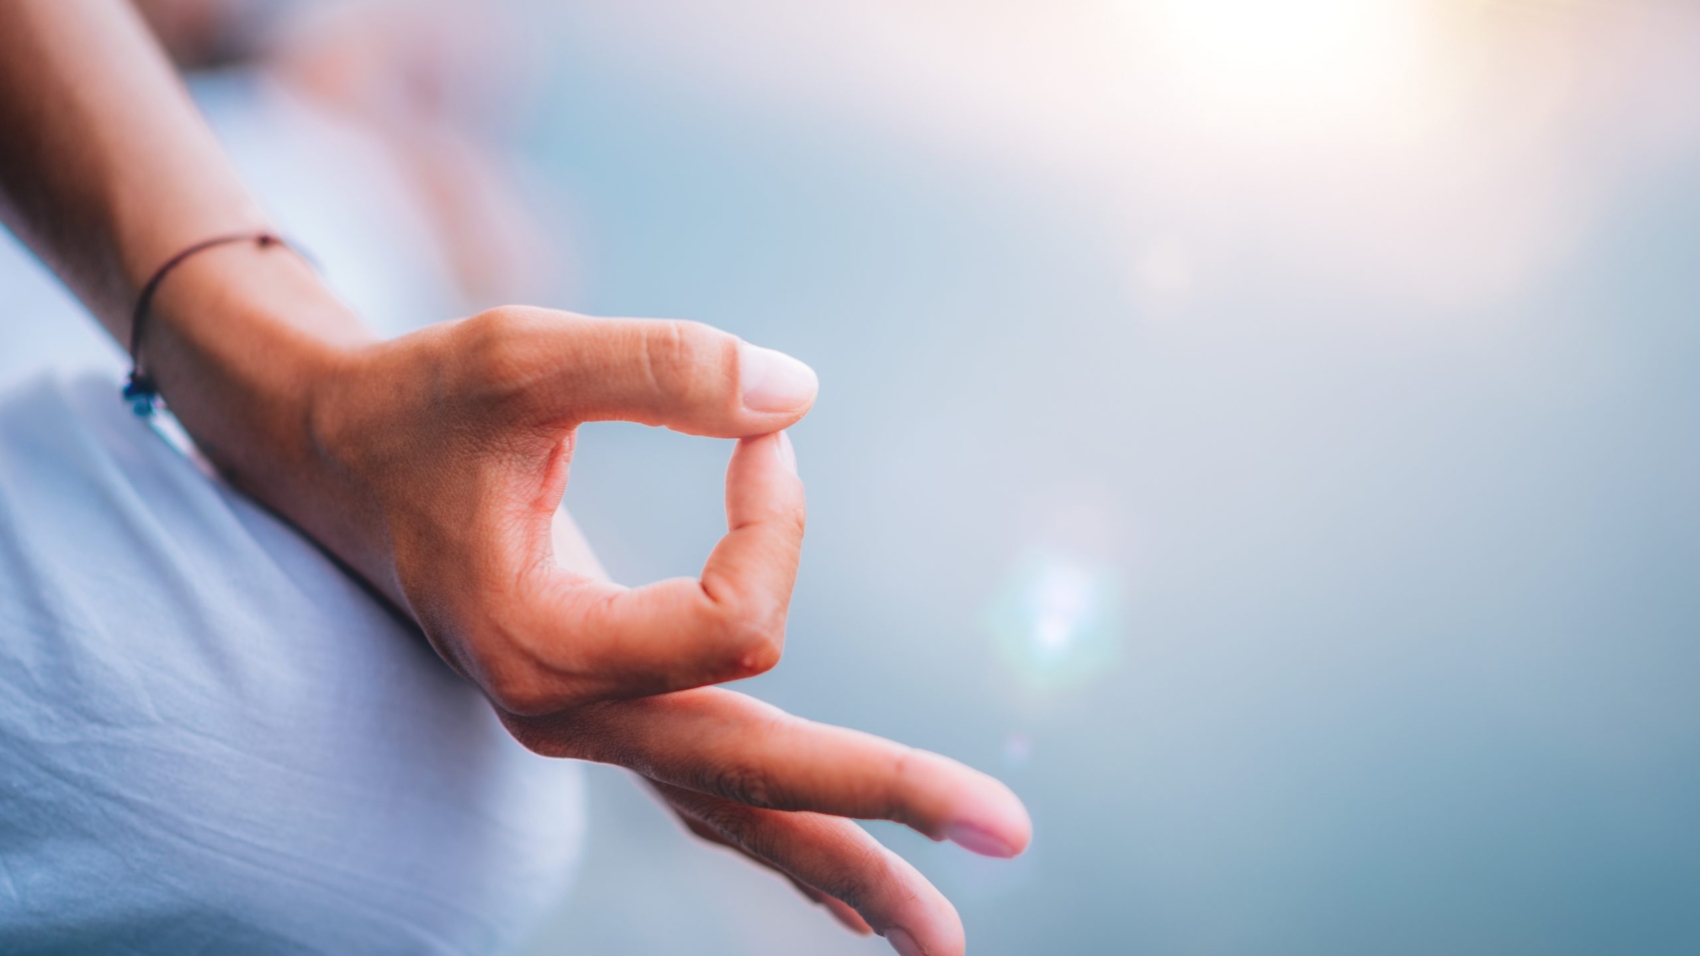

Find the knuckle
[[477, 639, 564, 716], [457, 308, 549, 403], [696, 799, 761, 847], [642, 320, 728, 405], [708, 760, 778, 811], [484, 668, 556, 717], [463, 307, 528, 358], [503, 723, 549, 756], [817, 842, 888, 913], [498, 712, 568, 758]]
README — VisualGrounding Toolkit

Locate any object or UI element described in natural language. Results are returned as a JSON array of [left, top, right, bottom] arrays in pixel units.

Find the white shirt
[[0, 372, 585, 953]]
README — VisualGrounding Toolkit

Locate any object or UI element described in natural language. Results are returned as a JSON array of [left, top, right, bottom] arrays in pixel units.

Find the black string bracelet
[[124, 230, 305, 417]]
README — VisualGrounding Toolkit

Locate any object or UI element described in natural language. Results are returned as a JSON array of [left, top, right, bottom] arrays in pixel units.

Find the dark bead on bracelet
[[123, 371, 158, 418]]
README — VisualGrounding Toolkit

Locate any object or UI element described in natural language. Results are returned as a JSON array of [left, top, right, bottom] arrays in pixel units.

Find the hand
[[306, 306, 1031, 954]]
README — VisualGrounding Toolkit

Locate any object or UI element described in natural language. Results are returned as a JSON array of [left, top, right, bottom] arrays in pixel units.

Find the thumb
[[498, 308, 818, 437]]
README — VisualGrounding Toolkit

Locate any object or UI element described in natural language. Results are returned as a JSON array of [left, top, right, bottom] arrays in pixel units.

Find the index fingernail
[[775, 431, 797, 474], [943, 821, 1018, 858]]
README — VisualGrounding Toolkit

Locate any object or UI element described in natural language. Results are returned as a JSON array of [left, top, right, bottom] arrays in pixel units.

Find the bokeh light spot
[[987, 553, 1125, 698], [1002, 732, 1032, 769]]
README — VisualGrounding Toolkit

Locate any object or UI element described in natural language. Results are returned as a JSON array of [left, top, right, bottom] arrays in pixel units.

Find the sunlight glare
[[1145, 0, 1432, 125]]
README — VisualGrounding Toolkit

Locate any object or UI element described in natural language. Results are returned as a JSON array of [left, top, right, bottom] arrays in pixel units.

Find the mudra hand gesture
[[0, 0, 1030, 950], [273, 303, 1032, 956]]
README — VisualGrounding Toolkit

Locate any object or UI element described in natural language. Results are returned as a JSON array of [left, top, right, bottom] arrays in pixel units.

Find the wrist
[[141, 237, 382, 567]]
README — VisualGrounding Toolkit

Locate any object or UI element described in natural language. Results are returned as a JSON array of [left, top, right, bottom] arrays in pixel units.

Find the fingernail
[[885, 927, 924, 956], [944, 821, 1018, 858], [739, 341, 818, 412], [775, 430, 797, 474]]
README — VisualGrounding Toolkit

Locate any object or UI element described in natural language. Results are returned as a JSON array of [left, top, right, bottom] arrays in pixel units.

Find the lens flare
[[987, 553, 1124, 697]]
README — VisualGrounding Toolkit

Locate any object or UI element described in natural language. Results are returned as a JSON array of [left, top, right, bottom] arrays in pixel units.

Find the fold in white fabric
[[0, 373, 583, 954]]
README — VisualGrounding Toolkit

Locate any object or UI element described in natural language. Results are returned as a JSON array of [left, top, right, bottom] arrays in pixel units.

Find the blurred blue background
[[524, 4, 1700, 953], [4, 1, 1698, 953]]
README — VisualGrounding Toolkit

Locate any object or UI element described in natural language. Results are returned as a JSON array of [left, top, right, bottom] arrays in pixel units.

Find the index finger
[[504, 430, 803, 709]]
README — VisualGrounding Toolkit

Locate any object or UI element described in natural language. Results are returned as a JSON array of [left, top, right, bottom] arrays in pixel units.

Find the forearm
[[0, 0, 260, 332], [0, 0, 381, 583], [135, 248, 375, 557]]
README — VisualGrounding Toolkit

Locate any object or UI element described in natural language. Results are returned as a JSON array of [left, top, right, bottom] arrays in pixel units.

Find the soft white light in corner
[[1132, 0, 1434, 130]]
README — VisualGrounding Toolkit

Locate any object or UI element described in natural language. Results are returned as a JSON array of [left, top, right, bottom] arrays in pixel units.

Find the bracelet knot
[[125, 230, 301, 417]]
